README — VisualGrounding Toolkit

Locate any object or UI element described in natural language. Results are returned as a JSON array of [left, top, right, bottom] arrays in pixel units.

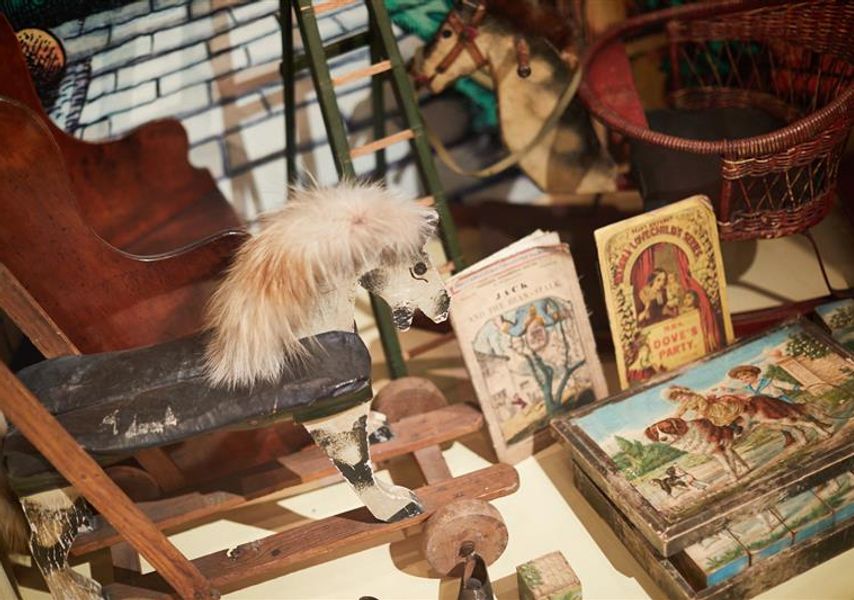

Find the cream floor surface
[[13, 205, 854, 599]]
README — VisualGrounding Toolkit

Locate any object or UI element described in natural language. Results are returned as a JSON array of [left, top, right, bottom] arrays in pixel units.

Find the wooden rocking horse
[[411, 0, 617, 195], [1, 182, 451, 599]]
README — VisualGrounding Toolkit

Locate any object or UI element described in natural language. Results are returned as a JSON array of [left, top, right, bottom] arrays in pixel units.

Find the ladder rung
[[438, 261, 455, 275], [416, 196, 435, 207], [310, 0, 357, 14], [350, 130, 415, 158], [333, 60, 392, 86]]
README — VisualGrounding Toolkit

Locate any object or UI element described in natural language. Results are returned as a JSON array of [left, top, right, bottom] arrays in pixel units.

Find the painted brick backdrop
[[40, 0, 538, 222]]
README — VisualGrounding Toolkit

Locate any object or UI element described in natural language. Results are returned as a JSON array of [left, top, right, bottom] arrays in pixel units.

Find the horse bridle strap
[[425, 65, 583, 179], [435, 7, 489, 75]]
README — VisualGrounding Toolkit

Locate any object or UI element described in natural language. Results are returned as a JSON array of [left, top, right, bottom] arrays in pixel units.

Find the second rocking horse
[[2, 181, 451, 599]]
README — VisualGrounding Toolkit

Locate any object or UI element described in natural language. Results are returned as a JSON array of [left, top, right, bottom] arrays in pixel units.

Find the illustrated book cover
[[448, 231, 608, 463], [552, 318, 854, 555], [594, 195, 734, 389]]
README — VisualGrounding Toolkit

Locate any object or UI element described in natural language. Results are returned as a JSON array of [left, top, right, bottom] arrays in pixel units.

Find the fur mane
[[204, 181, 437, 388]]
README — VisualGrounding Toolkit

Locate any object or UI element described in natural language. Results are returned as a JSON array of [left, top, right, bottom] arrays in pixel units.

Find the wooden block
[[812, 472, 854, 526], [516, 551, 582, 600], [727, 510, 791, 564], [773, 489, 835, 544], [680, 530, 748, 589]]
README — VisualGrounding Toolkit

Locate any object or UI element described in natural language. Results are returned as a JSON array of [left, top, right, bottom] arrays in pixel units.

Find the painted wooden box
[[552, 318, 854, 555], [572, 462, 854, 599], [552, 318, 854, 598]]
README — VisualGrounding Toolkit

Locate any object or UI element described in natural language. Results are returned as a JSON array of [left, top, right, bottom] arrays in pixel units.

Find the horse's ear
[[644, 425, 659, 442]]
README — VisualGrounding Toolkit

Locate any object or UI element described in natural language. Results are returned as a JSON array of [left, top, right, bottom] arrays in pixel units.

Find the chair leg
[[19, 487, 103, 600], [300, 401, 424, 522]]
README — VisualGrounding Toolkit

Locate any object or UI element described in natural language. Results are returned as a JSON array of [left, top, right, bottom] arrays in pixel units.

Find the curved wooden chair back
[[0, 97, 247, 353], [0, 15, 240, 255]]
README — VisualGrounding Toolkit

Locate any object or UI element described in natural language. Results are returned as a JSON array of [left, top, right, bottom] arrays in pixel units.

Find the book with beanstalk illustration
[[448, 231, 607, 463]]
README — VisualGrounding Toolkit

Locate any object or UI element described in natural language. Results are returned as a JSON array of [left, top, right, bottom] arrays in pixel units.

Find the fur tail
[[0, 412, 29, 555]]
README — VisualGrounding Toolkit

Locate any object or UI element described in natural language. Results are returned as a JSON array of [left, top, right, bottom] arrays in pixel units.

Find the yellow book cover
[[595, 196, 734, 389], [448, 231, 608, 463]]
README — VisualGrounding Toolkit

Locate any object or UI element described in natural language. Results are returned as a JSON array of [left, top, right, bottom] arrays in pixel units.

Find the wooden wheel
[[105, 465, 161, 502], [422, 499, 508, 576], [372, 376, 447, 423]]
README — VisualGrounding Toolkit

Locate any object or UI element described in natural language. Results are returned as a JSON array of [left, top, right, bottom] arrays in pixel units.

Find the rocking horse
[[1, 182, 451, 599], [412, 0, 616, 195]]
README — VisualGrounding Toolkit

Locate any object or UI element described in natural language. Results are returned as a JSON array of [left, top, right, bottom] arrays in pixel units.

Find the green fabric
[[385, 0, 498, 132]]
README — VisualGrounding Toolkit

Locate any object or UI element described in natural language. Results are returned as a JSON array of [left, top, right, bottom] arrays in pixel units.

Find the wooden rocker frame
[[0, 263, 519, 597]]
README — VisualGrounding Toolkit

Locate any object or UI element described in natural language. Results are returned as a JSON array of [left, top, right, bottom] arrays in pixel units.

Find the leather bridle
[[414, 1, 489, 88]]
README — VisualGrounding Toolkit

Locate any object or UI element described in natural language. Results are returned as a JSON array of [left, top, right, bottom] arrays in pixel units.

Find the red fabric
[[674, 246, 722, 352], [631, 243, 657, 315], [587, 41, 649, 129], [629, 243, 723, 352]]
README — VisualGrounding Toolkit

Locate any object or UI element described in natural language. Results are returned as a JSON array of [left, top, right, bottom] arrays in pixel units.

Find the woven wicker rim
[[579, 0, 854, 158]]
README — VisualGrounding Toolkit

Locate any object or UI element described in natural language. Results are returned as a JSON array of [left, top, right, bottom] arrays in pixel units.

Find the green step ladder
[[279, 0, 464, 379]]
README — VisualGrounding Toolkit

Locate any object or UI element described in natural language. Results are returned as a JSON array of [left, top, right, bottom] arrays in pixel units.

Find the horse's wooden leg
[[300, 401, 423, 522], [19, 487, 103, 600]]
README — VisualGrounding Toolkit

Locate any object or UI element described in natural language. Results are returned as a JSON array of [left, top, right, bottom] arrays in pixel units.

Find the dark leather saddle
[[3, 331, 372, 493]]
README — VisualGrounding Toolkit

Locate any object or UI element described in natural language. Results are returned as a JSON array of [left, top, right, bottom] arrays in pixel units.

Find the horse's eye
[[441, 28, 454, 39], [412, 262, 428, 276]]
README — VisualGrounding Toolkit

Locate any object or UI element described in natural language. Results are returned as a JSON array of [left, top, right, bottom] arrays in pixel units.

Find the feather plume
[[204, 181, 437, 387]]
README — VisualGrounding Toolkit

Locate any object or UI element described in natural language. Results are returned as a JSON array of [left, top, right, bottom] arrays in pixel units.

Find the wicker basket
[[580, 0, 854, 241]]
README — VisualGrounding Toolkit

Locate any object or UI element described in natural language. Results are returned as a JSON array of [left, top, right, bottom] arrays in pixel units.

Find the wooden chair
[[0, 15, 241, 256], [0, 14, 309, 496]]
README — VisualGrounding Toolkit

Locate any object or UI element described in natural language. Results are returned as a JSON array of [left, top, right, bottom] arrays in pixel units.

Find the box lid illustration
[[552, 319, 854, 556]]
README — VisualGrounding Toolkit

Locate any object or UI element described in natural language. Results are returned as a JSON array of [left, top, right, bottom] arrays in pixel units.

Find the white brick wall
[[46, 0, 532, 223], [116, 42, 208, 89]]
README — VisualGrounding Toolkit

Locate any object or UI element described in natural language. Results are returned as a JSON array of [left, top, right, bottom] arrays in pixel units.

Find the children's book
[[448, 231, 607, 463], [594, 196, 733, 389]]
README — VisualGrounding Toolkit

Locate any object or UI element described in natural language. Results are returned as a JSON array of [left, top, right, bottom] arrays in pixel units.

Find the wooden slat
[[135, 448, 188, 493], [72, 404, 483, 556], [415, 196, 435, 207], [0, 363, 215, 600], [332, 60, 391, 86], [129, 464, 519, 593], [310, 0, 357, 14], [0, 263, 79, 358], [413, 445, 453, 485], [350, 129, 414, 158]]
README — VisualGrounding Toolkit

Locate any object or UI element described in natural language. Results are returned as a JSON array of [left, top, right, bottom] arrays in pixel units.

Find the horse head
[[204, 182, 449, 387], [358, 215, 450, 330], [411, 0, 490, 94]]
